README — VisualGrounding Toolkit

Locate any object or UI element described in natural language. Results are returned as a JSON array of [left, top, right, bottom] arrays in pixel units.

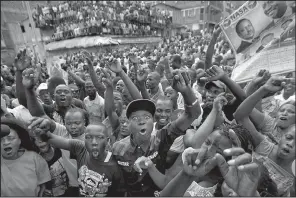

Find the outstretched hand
[[14, 49, 32, 71], [172, 70, 191, 94], [181, 146, 219, 178], [108, 57, 123, 74], [137, 68, 148, 85], [215, 129, 261, 197], [22, 68, 39, 89], [205, 65, 227, 82], [101, 68, 113, 88]]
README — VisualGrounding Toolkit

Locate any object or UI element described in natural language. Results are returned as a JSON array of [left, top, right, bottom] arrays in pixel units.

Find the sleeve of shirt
[[257, 113, 276, 136], [53, 122, 68, 137], [254, 137, 275, 157], [34, 153, 51, 185], [69, 139, 86, 160]]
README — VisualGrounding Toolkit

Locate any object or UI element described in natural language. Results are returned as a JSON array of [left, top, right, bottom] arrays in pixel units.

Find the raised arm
[[234, 76, 288, 129], [205, 27, 221, 70], [22, 68, 46, 117], [101, 69, 120, 131], [82, 51, 106, 97], [184, 94, 227, 149], [206, 65, 246, 102], [68, 70, 85, 87], [243, 70, 271, 112], [172, 70, 201, 132], [108, 58, 142, 100], [14, 50, 32, 107], [136, 68, 150, 100]]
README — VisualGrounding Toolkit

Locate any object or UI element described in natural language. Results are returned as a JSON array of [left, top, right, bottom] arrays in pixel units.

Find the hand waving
[[137, 68, 148, 85], [108, 57, 123, 74], [181, 146, 219, 177], [172, 70, 191, 94], [215, 129, 260, 197], [14, 49, 32, 71], [101, 68, 113, 88], [81, 50, 93, 66], [129, 53, 140, 64], [205, 66, 226, 82], [22, 68, 38, 89]]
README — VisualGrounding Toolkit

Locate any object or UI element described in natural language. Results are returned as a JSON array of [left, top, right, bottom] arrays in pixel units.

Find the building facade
[[1, 1, 47, 65], [151, 1, 245, 35]]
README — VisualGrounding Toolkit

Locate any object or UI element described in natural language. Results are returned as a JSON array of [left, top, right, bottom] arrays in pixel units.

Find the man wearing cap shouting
[[112, 70, 201, 196]]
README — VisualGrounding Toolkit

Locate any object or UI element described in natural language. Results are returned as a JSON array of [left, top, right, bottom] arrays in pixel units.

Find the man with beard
[[30, 121, 125, 197], [112, 69, 201, 196]]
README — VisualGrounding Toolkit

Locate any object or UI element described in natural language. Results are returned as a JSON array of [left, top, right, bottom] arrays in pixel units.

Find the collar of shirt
[[129, 134, 148, 154]]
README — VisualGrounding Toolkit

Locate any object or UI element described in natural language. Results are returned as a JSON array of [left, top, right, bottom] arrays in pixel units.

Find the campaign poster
[[220, 1, 295, 65], [220, 1, 295, 83]]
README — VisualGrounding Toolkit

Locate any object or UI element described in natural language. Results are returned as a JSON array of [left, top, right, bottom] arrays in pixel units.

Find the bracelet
[[186, 99, 198, 107]]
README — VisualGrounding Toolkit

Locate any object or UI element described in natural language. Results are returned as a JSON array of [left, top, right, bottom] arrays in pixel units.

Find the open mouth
[[282, 148, 290, 154], [139, 128, 147, 135], [3, 147, 13, 154], [279, 117, 288, 121], [60, 98, 66, 102]]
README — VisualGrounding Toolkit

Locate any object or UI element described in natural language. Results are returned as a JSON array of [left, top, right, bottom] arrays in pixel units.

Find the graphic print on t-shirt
[[49, 159, 69, 196], [78, 165, 112, 197]]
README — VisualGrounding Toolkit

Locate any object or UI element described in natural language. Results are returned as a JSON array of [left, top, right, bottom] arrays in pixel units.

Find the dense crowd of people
[[32, 1, 172, 42], [1, 3, 296, 197]]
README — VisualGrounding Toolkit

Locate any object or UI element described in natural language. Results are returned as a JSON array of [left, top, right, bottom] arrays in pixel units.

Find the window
[[182, 10, 185, 17], [20, 25, 25, 33], [200, 8, 204, 20], [188, 9, 195, 17]]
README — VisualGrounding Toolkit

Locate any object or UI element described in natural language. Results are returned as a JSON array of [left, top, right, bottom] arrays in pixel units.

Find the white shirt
[[274, 90, 295, 106], [84, 92, 105, 124]]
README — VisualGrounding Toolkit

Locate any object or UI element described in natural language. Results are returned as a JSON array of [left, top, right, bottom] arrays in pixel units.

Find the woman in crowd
[[235, 75, 295, 144], [234, 76, 296, 196], [1, 118, 51, 196]]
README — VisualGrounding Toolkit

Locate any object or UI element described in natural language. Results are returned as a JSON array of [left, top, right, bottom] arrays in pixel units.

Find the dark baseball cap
[[126, 99, 156, 119]]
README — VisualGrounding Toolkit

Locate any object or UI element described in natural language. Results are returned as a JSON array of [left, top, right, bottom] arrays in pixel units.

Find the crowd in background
[[32, 1, 172, 42], [1, 1, 296, 198]]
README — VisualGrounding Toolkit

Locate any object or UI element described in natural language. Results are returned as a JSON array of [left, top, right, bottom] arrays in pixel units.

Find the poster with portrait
[[220, 1, 296, 83], [220, 1, 295, 64]]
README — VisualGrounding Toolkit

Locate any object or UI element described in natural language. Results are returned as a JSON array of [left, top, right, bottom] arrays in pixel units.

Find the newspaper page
[[220, 1, 295, 83]]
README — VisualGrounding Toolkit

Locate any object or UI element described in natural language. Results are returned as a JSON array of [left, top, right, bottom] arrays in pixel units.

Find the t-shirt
[[43, 148, 70, 197], [69, 140, 124, 197], [1, 150, 51, 196], [257, 113, 281, 144]]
